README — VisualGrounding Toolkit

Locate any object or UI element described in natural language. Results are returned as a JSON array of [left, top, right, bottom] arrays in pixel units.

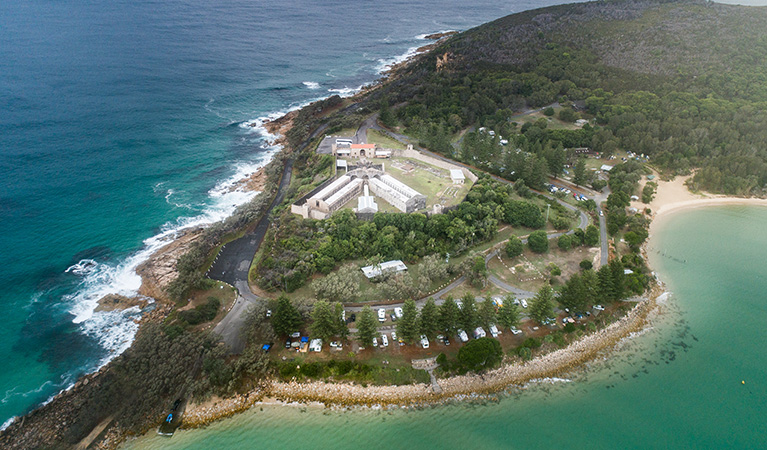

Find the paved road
[[209, 124, 329, 352], [208, 157, 295, 287], [592, 186, 610, 266]]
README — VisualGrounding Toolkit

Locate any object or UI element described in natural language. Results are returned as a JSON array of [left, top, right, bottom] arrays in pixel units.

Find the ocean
[[125, 205, 767, 449], [0, 0, 575, 430]]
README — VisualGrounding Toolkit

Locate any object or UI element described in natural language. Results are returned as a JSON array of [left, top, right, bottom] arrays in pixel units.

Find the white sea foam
[[302, 81, 321, 90], [327, 85, 366, 97], [375, 46, 421, 73], [65, 259, 99, 276], [164, 189, 194, 210], [415, 29, 457, 40], [56, 116, 281, 384], [1, 416, 15, 432]]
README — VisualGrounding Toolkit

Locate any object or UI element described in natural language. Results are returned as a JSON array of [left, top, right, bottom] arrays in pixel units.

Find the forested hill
[[375, 0, 767, 195]]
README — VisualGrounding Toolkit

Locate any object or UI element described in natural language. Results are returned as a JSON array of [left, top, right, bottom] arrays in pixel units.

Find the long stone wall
[[393, 148, 478, 183]]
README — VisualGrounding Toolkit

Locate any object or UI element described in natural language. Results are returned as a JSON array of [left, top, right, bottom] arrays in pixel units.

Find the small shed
[[450, 169, 465, 184], [361, 260, 407, 279]]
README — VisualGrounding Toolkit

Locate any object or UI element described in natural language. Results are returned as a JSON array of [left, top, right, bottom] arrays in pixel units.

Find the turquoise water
[[0, 0, 575, 429], [126, 206, 767, 449]]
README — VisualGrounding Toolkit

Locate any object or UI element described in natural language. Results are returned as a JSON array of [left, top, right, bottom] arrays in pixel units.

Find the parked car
[[457, 329, 469, 342], [520, 299, 528, 308], [473, 327, 486, 339], [266, 309, 272, 318], [594, 304, 605, 311], [394, 307, 403, 318], [489, 324, 500, 337], [443, 336, 451, 346], [290, 331, 301, 338], [330, 341, 342, 349], [455, 300, 463, 310], [390, 313, 397, 322], [378, 308, 386, 322], [309, 339, 323, 352], [350, 313, 356, 322], [285, 339, 292, 349], [420, 335, 430, 349], [391, 331, 397, 341], [341, 310, 345, 321], [510, 327, 523, 335], [381, 335, 389, 347], [372, 337, 378, 347]]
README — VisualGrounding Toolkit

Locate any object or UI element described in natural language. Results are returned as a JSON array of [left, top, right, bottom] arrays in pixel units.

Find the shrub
[[580, 260, 593, 270], [457, 337, 503, 372], [527, 230, 549, 253]]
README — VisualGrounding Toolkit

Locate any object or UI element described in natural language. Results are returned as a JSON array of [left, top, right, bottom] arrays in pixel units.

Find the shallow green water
[[126, 206, 767, 449]]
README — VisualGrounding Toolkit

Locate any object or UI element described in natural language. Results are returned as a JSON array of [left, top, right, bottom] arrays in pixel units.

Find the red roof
[[350, 143, 376, 149]]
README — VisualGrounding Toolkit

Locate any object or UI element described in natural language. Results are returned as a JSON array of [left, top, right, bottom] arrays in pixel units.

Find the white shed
[[450, 169, 465, 184]]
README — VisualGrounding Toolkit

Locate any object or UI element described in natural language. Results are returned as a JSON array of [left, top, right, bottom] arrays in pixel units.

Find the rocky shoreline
[[178, 288, 661, 429]]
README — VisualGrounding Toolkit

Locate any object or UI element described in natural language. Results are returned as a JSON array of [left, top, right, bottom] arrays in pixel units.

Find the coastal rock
[[135, 228, 205, 302], [94, 294, 148, 312], [424, 31, 458, 40]]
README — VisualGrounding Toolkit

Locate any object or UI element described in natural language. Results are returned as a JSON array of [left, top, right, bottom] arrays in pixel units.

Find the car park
[[381, 335, 389, 347], [420, 335, 429, 349]]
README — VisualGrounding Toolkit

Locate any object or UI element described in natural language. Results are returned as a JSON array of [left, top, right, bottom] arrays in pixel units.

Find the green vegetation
[[527, 230, 549, 253], [397, 299, 420, 344], [272, 295, 302, 337], [356, 305, 378, 347], [529, 285, 555, 324], [255, 176, 547, 293], [370, 1, 767, 196], [457, 337, 503, 372], [505, 235, 524, 258], [276, 358, 429, 386], [178, 297, 220, 325]]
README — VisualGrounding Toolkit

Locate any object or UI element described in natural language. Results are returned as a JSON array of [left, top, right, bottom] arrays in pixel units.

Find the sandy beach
[[637, 174, 767, 236]]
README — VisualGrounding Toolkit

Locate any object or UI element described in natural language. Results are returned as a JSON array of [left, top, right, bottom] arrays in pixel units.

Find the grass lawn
[[487, 245, 600, 293], [386, 157, 471, 210], [366, 129, 406, 149], [514, 108, 582, 131]]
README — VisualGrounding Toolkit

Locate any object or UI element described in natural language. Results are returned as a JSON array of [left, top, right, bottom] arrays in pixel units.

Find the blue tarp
[[300, 336, 309, 342]]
